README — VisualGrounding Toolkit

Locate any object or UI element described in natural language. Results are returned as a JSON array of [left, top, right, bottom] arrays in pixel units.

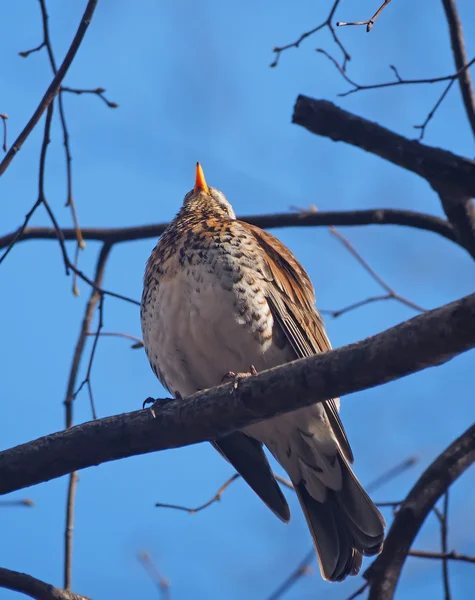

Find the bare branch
[[271, 0, 350, 69], [61, 86, 118, 109], [0, 567, 90, 600], [365, 424, 475, 599], [316, 47, 475, 98], [414, 79, 456, 140], [437, 191, 475, 261], [0, 113, 7, 152], [0, 0, 99, 177], [0, 498, 34, 507], [156, 473, 241, 514], [408, 549, 475, 564], [62, 243, 112, 590], [0, 209, 459, 250], [155, 472, 293, 514], [266, 550, 314, 600], [85, 330, 144, 348], [329, 226, 425, 313], [442, 0, 475, 138], [0, 293, 474, 496], [337, 0, 392, 32], [440, 492, 451, 600], [292, 96, 475, 198], [137, 552, 170, 600]]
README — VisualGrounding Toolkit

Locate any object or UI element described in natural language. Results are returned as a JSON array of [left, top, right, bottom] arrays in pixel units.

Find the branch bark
[[292, 96, 475, 198], [0, 293, 474, 496], [0, 208, 458, 248], [364, 424, 475, 599], [0, 567, 90, 600], [442, 0, 475, 138], [437, 190, 475, 260]]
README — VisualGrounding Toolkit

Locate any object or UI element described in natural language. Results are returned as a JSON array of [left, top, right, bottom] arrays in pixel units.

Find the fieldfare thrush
[[141, 163, 385, 581]]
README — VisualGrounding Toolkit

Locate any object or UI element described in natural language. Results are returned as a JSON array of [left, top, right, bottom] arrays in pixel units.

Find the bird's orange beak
[[194, 162, 210, 195]]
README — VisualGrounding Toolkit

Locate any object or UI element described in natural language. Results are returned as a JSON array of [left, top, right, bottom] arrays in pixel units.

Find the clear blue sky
[[1, 1, 474, 599]]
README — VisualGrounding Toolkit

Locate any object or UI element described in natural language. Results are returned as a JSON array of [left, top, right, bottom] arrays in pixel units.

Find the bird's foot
[[142, 394, 177, 417], [221, 365, 258, 392]]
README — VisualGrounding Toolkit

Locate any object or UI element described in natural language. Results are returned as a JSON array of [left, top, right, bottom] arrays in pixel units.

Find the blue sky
[[1, 1, 474, 599]]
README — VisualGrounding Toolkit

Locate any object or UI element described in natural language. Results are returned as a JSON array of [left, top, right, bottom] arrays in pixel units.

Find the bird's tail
[[294, 455, 385, 582]]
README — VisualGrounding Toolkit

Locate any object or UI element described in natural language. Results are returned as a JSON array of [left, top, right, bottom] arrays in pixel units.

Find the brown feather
[[244, 223, 354, 464]]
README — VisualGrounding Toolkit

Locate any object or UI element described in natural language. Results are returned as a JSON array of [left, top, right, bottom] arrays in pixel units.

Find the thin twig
[[85, 330, 143, 348], [414, 78, 456, 140], [61, 86, 118, 108], [33, 0, 85, 271], [266, 550, 314, 600], [73, 295, 104, 419], [0, 499, 34, 507], [137, 552, 170, 600], [0, 0, 99, 176], [440, 492, 451, 600], [0, 113, 7, 152], [337, 0, 392, 32], [18, 41, 46, 58], [316, 46, 475, 98], [329, 225, 425, 313], [366, 456, 418, 493], [346, 581, 369, 600], [271, 0, 350, 69], [62, 243, 112, 591], [408, 549, 475, 564]]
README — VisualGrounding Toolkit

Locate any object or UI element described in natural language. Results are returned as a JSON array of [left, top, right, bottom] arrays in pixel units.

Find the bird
[[141, 163, 385, 582]]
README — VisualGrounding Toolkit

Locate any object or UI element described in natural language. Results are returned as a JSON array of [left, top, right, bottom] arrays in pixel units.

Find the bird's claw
[[221, 365, 258, 393], [142, 395, 176, 417]]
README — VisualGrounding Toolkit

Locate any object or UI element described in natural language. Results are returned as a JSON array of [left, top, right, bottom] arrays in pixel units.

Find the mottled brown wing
[[245, 222, 354, 464]]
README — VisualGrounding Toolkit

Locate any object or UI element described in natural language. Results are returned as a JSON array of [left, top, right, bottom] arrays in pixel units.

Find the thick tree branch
[[0, 293, 474, 496], [0, 567, 90, 600], [364, 424, 475, 599], [437, 191, 475, 260], [0, 209, 458, 249], [292, 96, 475, 198], [442, 0, 475, 138]]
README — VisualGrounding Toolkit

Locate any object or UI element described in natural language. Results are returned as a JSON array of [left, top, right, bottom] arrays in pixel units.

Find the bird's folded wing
[[245, 223, 354, 464]]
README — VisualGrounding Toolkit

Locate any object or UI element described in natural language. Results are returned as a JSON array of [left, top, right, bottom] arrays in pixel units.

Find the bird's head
[[182, 163, 236, 219]]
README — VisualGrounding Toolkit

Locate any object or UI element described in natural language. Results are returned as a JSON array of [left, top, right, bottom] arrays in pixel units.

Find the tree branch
[[442, 0, 475, 138], [0, 293, 474, 496], [292, 96, 475, 198], [0, 0, 99, 177], [364, 423, 475, 599], [437, 190, 475, 261], [0, 208, 458, 249], [0, 567, 90, 600]]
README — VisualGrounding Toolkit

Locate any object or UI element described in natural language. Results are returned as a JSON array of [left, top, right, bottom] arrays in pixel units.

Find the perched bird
[[141, 164, 385, 581]]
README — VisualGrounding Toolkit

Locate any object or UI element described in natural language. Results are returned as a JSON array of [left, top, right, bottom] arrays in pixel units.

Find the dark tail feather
[[295, 457, 385, 582], [213, 432, 291, 523]]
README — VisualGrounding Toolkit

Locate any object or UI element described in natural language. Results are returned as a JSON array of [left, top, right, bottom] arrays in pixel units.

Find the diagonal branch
[[364, 423, 475, 599], [0, 293, 474, 496], [0, 0, 98, 177], [442, 0, 475, 138], [62, 243, 112, 591], [437, 190, 475, 261], [0, 567, 90, 600], [292, 96, 475, 198]]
